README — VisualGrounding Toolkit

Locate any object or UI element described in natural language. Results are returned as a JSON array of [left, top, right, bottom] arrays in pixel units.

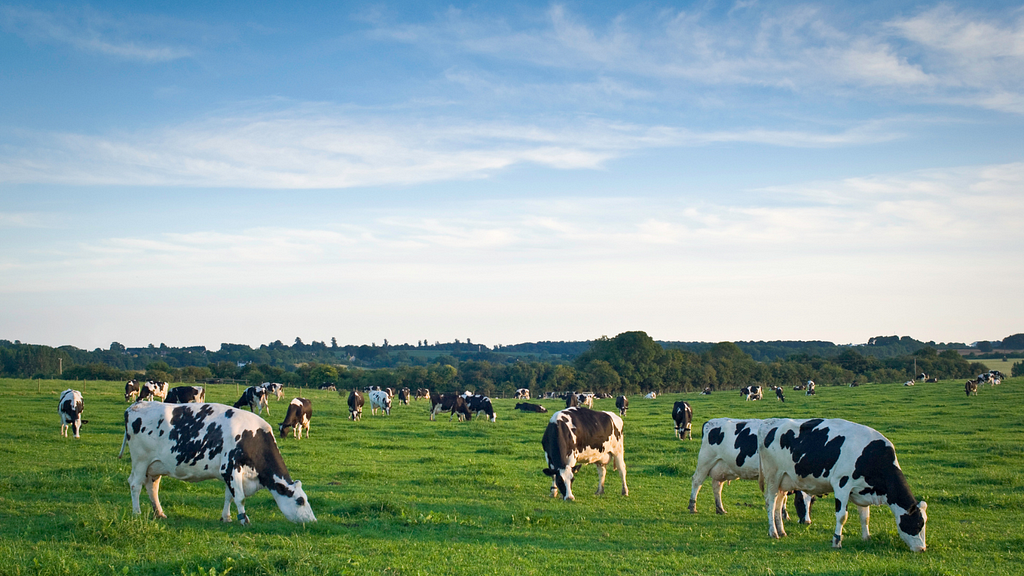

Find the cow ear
[[542, 468, 555, 476], [917, 501, 926, 512], [294, 480, 302, 489]]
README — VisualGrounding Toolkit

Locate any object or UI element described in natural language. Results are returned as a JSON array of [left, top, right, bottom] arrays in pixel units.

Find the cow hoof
[[155, 512, 167, 519], [688, 507, 697, 514], [715, 508, 726, 515], [221, 516, 232, 523], [621, 488, 628, 497]]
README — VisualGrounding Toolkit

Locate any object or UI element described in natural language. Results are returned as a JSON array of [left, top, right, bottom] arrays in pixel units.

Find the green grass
[[1, 378, 1022, 575], [970, 358, 1021, 375]]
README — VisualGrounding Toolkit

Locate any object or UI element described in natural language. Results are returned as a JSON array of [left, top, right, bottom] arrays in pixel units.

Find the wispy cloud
[[1, 5, 194, 61]]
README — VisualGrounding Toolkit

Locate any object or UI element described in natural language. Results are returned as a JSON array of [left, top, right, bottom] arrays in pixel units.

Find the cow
[[515, 388, 531, 400], [917, 373, 928, 381], [806, 381, 816, 395], [747, 385, 763, 401], [774, 386, 786, 402], [688, 418, 811, 524], [234, 386, 269, 415], [850, 382, 861, 387], [384, 387, 395, 399], [279, 398, 312, 439], [347, 390, 364, 421], [615, 395, 628, 417], [415, 388, 430, 400], [429, 391, 472, 422], [965, 380, 978, 397], [757, 418, 927, 551], [398, 388, 411, 405], [165, 386, 205, 404], [515, 402, 548, 413], [577, 393, 595, 409], [645, 392, 657, 399], [261, 382, 284, 401], [318, 383, 336, 391], [565, 393, 580, 408], [125, 379, 141, 402], [700, 387, 712, 395], [541, 407, 628, 501], [138, 381, 169, 402], [58, 389, 86, 438], [793, 385, 805, 391], [464, 394, 496, 422], [740, 386, 750, 397], [118, 401, 316, 526], [903, 381, 915, 387], [369, 390, 391, 416], [926, 377, 939, 383], [673, 401, 693, 440]]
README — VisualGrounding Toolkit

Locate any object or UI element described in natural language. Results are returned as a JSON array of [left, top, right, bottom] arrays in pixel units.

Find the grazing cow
[[464, 394, 496, 422], [234, 386, 269, 415], [415, 388, 430, 400], [515, 388, 531, 400], [58, 389, 86, 438], [615, 395, 628, 417], [673, 401, 693, 440], [139, 381, 169, 402], [965, 380, 978, 397], [119, 401, 316, 526], [757, 418, 928, 551], [747, 385, 763, 401], [541, 407, 628, 501], [688, 418, 810, 523], [577, 393, 595, 409], [398, 388, 411, 405], [369, 390, 391, 416], [515, 402, 548, 413], [279, 398, 312, 439], [318, 383, 336, 391], [261, 382, 284, 401], [165, 386, 205, 404], [125, 379, 141, 402], [774, 386, 786, 402], [806, 381, 816, 395], [645, 392, 657, 399], [740, 386, 750, 397], [347, 390, 364, 421], [429, 391, 472, 422], [565, 393, 580, 408]]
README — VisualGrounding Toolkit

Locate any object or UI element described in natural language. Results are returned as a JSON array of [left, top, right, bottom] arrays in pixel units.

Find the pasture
[[1, 378, 1022, 575]]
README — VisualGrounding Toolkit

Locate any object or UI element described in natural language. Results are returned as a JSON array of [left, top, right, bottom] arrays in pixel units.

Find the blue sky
[[1, 1, 1022, 350]]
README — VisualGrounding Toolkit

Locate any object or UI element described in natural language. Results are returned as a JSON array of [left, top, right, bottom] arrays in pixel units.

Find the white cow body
[[369, 390, 391, 416]]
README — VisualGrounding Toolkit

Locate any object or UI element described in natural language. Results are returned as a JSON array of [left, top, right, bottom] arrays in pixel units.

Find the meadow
[[1, 377, 1022, 576]]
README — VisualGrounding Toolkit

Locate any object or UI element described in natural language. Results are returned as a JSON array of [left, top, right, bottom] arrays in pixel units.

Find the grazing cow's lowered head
[[429, 391, 472, 421], [58, 389, 86, 438], [464, 394, 496, 422], [121, 402, 316, 525], [234, 386, 269, 415], [615, 395, 628, 417], [279, 398, 312, 439], [541, 407, 628, 501], [673, 401, 693, 440]]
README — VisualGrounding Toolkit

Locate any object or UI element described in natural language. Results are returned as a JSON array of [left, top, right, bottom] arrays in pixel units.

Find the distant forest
[[2, 332, 1021, 396]]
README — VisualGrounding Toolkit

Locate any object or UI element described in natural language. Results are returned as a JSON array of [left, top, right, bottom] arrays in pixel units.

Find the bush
[[1012, 361, 1024, 378]]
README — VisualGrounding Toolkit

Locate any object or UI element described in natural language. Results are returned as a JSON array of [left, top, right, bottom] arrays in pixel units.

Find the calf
[[673, 401, 693, 440], [615, 395, 628, 417], [689, 418, 811, 523], [118, 401, 316, 526], [369, 390, 391, 416], [541, 407, 628, 501], [125, 379, 141, 402], [515, 388, 531, 400], [515, 402, 547, 413], [464, 394, 496, 422], [279, 398, 312, 439], [429, 391, 472, 421], [965, 380, 978, 397], [165, 386, 205, 404], [58, 389, 86, 438], [347, 390, 364, 421], [234, 386, 269, 415], [758, 418, 927, 551]]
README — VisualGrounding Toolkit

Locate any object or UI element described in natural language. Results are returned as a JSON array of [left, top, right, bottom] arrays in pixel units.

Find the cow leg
[[712, 479, 727, 515], [674, 425, 681, 440], [60, 423, 67, 437], [227, 473, 250, 526], [781, 492, 790, 521], [614, 452, 628, 496], [773, 490, 788, 538], [764, 483, 783, 538], [146, 475, 167, 519], [832, 493, 850, 548], [222, 486, 234, 522], [595, 463, 607, 495], [685, 425, 692, 440], [857, 505, 871, 540], [549, 477, 558, 498], [129, 467, 146, 515]]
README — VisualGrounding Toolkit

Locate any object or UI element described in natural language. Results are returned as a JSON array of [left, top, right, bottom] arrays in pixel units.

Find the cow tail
[[118, 431, 128, 459]]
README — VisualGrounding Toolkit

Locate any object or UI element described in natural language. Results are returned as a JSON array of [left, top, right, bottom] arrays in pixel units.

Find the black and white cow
[[165, 386, 206, 404], [369, 390, 391, 416], [234, 386, 269, 415], [564, 393, 579, 408], [118, 401, 316, 525], [688, 418, 811, 524], [138, 381, 169, 402], [58, 389, 85, 438], [645, 392, 657, 399], [347, 390, 364, 421], [673, 401, 693, 440], [515, 388, 531, 400], [747, 385, 763, 401], [541, 407, 628, 501], [615, 395, 628, 417], [398, 388, 411, 405], [464, 394, 496, 422], [577, 393, 595, 408], [318, 383, 336, 391], [429, 391, 472, 422], [261, 382, 284, 401], [515, 402, 548, 412], [415, 388, 430, 400], [125, 379, 141, 402], [774, 386, 786, 402], [700, 387, 712, 395], [965, 380, 978, 396], [757, 418, 928, 551], [279, 398, 312, 439], [806, 381, 816, 395]]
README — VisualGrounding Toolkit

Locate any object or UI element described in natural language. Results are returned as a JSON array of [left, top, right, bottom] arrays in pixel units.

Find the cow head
[[895, 500, 927, 552], [273, 480, 318, 524], [543, 464, 582, 500]]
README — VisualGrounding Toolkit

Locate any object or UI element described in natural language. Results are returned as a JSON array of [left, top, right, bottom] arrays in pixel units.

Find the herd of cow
[[55, 373, 1002, 552]]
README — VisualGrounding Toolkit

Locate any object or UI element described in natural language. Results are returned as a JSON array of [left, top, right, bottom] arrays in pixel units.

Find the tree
[[1012, 361, 1024, 377], [582, 360, 620, 393], [308, 364, 339, 386]]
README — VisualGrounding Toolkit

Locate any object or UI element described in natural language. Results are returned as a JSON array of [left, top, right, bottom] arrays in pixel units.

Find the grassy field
[[1, 378, 1022, 576], [969, 358, 1021, 375]]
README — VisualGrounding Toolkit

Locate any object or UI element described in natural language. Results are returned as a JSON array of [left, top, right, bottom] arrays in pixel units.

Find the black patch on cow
[[836, 498, 843, 513], [707, 426, 725, 446], [225, 409, 234, 418], [764, 427, 778, 448], [851, 439, 918, 517], [296, 496, 305, 507], [779, 419, 845, 479], [224, 428, 295, 497], [132, 418, 143, 434], [542, 407, 618, 497], [899, 506, 926, 536], [168, 404, 224, 467], [159, 429, 164, 437], [734, 422, 757, 468], [839, 476, 849, 488]]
